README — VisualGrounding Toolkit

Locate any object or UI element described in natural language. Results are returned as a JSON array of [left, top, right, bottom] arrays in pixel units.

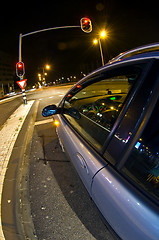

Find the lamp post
[[38, 64, 51, 86], [93, 30, 107, 66]]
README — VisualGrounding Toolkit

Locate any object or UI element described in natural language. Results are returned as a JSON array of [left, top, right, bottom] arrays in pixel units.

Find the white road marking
[[35, 118, 53, 126], [0, 100, 34, 239]]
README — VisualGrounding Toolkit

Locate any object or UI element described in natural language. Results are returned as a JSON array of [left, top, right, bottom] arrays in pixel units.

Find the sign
[[16, 79, 27, 90]]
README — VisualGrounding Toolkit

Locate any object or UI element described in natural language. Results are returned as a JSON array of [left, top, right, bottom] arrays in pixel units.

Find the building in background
[[0, 51, 14, 97]]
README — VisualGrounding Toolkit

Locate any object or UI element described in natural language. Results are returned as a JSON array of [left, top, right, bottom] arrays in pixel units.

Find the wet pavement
[[29, 121, 116, 240]]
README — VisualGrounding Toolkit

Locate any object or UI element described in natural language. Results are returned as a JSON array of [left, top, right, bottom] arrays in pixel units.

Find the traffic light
[[80, 17, 92, 33], [16, 61, 25, 77]]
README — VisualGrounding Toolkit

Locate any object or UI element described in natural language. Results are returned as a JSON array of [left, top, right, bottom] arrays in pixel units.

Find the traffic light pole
[[19, 33, 22, 62], [19, 33, 27, 104], [22, 88, 27, 104], [18, 26, 80, 105], [18, 20, 92, 105], [19, 25, 80, 63], [18, 19, 92, 68]]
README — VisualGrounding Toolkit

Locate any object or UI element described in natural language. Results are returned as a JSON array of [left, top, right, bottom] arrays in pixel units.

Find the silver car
[[42, 43, 159, 240]]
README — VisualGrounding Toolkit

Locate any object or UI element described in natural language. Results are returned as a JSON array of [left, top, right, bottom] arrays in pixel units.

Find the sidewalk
[[29, 119, 116, 240], [0, 101, 34, 239]]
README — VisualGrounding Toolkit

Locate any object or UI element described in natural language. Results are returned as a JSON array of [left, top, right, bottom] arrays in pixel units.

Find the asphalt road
[[0, 86, 118, 240], [0, 95, 23, 127]]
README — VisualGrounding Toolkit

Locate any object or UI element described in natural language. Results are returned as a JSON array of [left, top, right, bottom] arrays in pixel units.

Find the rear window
[[122, 99, 159, 202]]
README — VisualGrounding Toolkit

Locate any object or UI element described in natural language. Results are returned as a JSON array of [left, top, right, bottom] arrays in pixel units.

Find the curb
[[16, 100, 39, 240], [1, 100, 39, 239], [0, 101, 34, 239]]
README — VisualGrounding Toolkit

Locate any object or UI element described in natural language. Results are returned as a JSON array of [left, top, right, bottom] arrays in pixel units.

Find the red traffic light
[[84, 19, 88, 23], [17, 62, 23, 68], [16, 61, 25, 77], [80, 17, 92, 33]]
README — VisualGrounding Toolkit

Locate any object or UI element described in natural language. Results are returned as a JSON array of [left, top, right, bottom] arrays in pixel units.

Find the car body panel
[[55, 114, 107, 195], [91, 166, 159, 240]]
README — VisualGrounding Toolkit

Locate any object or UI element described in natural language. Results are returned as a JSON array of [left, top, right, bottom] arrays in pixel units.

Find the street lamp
[[45, 64, 50, 70], [93, 39, 98, 44], [38, 64, 51, 85], [100, 30, 107, 38], [93, 30, 107, 66]]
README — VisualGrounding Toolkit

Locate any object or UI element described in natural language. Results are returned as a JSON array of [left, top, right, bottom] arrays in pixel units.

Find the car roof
[[72, 43, 159, 89], [108, 43, 159, 64]]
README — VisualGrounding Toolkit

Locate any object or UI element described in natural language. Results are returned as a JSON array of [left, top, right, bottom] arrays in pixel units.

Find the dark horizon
[[1, 0, 159, 85]]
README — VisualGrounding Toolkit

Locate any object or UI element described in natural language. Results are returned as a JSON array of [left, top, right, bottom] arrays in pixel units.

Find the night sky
[[1, 0, 159, 86]]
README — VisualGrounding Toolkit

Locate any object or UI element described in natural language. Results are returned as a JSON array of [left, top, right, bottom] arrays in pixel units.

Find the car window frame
[[59, 59, 154, 158], [102, 59, 159, 165], [118, 70, 159, 205], [100, 59, 155, 155], [112, 59, 159, 169]]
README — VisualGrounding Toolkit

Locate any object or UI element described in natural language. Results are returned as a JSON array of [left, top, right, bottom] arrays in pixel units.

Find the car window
[[63, 64, 144, 151], [122, 99, 159, 202]]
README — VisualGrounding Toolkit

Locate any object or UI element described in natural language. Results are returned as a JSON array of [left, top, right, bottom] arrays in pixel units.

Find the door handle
[[76, 153, 89, 174]]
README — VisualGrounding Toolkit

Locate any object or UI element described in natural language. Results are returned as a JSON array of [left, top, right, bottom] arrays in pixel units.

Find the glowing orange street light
[[45, 64, 50, 70], [93, 30, 108, 66], [100, 30, 107, 38], [93, 39, 98, 44]]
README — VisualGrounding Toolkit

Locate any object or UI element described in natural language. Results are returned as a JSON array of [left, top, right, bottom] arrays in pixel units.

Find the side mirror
[[42, 104, 61, 117]]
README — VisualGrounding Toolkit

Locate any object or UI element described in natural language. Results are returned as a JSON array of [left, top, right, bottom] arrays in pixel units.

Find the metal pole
[[98, 38, 104, 66], [21, 25, 80, 37], [19, 34, 27, 104], [19, 76, 27, 105], [22, 89, 27, 105], [19, 25, 80, 66], [19, 33, 22, 62], [18, 25, 80, 105]]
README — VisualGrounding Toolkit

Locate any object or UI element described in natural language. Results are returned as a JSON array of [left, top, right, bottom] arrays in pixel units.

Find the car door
[[55, 114, 107, 195], [55, 59, 153, 195], [91, 59, 159, 240]]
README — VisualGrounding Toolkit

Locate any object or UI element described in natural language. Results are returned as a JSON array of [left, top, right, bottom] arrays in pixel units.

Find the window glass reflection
[[122, 100, 159, 201], [63, 69, 140, 151]]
